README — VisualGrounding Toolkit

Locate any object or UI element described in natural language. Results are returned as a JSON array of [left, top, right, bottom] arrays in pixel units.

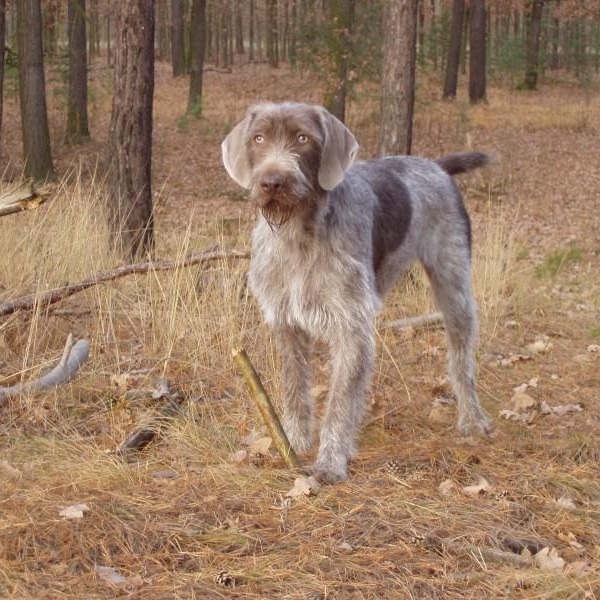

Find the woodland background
[[1, 1, 600, 598]]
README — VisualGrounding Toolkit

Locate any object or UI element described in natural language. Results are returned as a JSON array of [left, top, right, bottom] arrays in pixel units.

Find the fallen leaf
[[540, 401, 583, 416], [532, 547, 565, 572], [555, 496, 577, 510], [228, 449, 248, 463], [511, 391, 536, 412], [428, 406, 453, 425], [96, 565, 127, 586], [463, 477, 493, 498], [110, 373, 135, 389], [564, 560, 593, 578], [492, 353, 532, 367], [499, 409, 538, 424], [59, 503, 91, 520], [249, 436, 272, 456], [285, 476, 321, 498], [95, 565, 143, 588], [241, 429, 263, 446], [558, 531, 584, 551], [438, 479, 456, 496], [422, 346, 440, 358], [513, 382, 529, 394], [527, 340, 553, 355]]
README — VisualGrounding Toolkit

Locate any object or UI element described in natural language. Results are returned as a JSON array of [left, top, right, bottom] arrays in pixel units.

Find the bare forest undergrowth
[[1, 60, 600, 598]]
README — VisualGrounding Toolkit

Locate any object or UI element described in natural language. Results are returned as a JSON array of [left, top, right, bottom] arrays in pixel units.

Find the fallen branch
[[0, 180, 52, 218], [378, 311, 444, 331], [232, 347, 300, 470], [0, 334, 90, 406], [0, 248, 250, 318]]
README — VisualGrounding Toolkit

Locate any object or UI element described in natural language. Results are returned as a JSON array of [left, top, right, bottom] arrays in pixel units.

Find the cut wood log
[[0, 247, 250, 318], [0, 180, 52, 218], [0, 334, 90, 406], [232, 347, 300, 470]]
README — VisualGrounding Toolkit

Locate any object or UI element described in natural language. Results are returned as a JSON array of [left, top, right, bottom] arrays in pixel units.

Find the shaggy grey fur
[[222, 102, 492, 483]]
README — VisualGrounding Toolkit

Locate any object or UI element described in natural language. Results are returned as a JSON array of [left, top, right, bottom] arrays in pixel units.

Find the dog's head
[[222, 103, 359, 227]]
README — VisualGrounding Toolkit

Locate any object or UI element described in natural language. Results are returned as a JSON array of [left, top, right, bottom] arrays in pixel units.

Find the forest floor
[[1, 59, 599, 599]]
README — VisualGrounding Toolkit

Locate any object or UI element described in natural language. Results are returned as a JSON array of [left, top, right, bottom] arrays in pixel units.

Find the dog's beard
[[260, 199, 295, 229]]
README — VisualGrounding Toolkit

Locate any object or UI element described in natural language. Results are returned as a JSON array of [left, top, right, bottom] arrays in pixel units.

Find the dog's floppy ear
[[317, 108, 359, 191], [221, 113, 253, 189]]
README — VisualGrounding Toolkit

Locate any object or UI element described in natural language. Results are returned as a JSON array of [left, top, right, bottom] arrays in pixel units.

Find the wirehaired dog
[[222, 102, 492, 483]]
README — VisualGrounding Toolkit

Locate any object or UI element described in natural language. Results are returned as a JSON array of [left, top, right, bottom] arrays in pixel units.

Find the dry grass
[[1, 62, 599, 598]]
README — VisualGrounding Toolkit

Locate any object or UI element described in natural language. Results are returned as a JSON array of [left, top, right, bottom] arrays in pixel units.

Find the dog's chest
[[249, 228, 356, 335]]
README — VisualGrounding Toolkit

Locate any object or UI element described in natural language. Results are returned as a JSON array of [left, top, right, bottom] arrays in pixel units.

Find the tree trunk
[[378, 0, 419, 157], [468, 0, 487, 104], [171, 0, 185, 75], [157, 0, 170, 60], [0, 0, 5, 156], [108, 0, 155, 260], [235, 0, 244, 55], [325, 0, 355, 123], [67, 0, 90, 144], [88, 0, 99, 57], [443, 0, 465, 99], [249, 0, 255, 61], [289, 0, 297, 65], [266, 0, 278, 67], [523, 0, 544, 89], [187, 0, 206, 114], [17, 0, 54, 181]]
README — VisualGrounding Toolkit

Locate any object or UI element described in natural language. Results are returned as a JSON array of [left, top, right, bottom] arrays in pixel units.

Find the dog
[[222, 102, 492, 483]]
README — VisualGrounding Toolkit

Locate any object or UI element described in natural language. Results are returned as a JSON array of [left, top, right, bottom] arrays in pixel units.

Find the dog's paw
[[457, 412, 493, 437], [311, 462, 348, 485], [311, 449, 349, 484]]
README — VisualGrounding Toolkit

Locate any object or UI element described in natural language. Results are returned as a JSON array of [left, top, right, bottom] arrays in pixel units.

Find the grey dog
[[222, 102, 492, 483]]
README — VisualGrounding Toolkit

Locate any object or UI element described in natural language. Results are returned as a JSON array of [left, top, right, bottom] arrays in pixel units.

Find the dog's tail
[[435, 151, 495, 176]]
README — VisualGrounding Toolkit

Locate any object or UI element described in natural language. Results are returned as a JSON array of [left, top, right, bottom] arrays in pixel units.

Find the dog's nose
[[260, 174, 286, 194]]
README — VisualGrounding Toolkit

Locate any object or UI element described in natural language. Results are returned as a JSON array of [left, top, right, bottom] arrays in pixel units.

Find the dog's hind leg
[[424, 255, 492, 436]]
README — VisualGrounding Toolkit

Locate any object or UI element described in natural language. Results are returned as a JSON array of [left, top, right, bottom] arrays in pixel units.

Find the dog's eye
[[297, 134, 309, 144], [254, 134, 265, 144]]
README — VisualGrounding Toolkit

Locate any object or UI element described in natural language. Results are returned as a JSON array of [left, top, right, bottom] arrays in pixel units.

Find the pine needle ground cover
[[1, 63, 599, 598]]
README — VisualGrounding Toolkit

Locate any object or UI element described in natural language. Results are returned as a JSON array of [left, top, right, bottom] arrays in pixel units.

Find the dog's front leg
[[313, 323, 375, 483], [275, 325, 314, 453]]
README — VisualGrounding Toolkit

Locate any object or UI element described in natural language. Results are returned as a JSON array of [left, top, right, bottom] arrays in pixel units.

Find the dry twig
[[0, 248, 250, 318], [0, 334, 90, 406], [232, 347, 300, 469]]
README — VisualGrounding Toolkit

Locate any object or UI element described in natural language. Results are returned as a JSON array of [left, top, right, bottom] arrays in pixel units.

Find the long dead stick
[[232, 347, 300, 469], [0, 180, 51, 218], [0, 248, 250, 318]]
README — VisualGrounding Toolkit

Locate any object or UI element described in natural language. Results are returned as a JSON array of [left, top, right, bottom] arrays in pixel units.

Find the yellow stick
[[232, 347, 300, 469]]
